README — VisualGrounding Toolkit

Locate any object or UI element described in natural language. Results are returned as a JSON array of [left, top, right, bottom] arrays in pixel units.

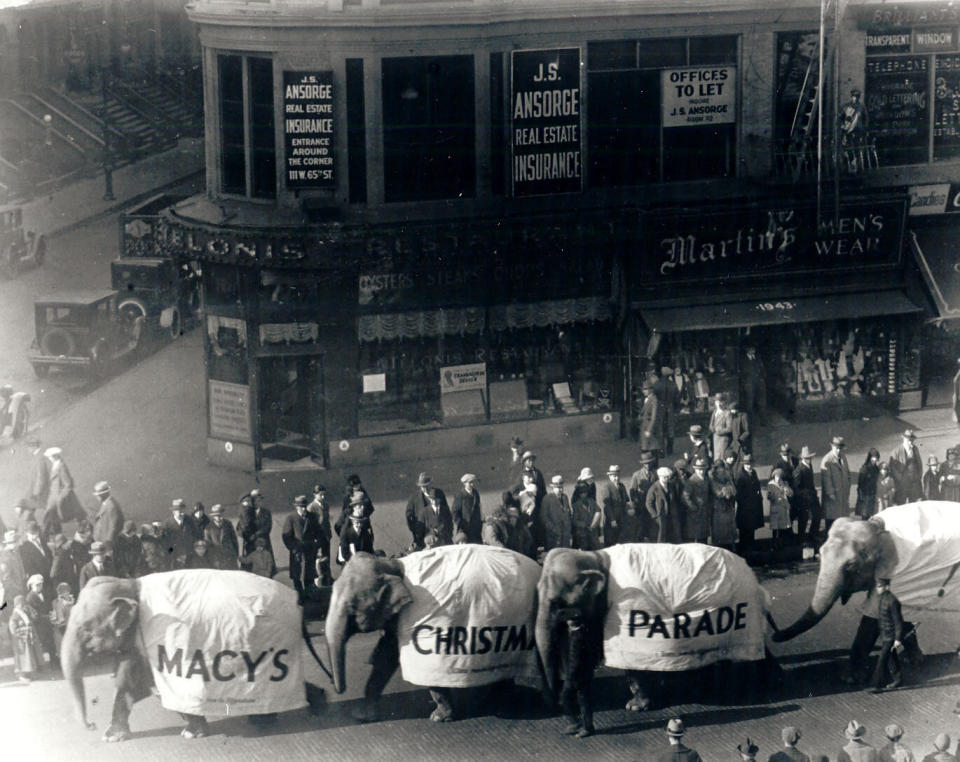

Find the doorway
[[257, 354, 325, 467]]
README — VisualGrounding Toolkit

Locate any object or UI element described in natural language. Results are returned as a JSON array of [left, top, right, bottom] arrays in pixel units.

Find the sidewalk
[[19, 138, 204, 238]]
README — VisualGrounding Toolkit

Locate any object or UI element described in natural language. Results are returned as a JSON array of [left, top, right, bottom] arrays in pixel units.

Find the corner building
[[170, 0, 952, 472]]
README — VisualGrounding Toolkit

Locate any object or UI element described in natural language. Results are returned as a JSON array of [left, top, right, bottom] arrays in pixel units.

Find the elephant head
[[535, 548, 607, 696], [774, 516, 897, 641], [325, 552, 412, 694], [60, 576, 141, 730]]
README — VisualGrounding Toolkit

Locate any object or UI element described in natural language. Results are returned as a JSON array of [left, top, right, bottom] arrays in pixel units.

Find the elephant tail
[[302, 615, 335, 686]]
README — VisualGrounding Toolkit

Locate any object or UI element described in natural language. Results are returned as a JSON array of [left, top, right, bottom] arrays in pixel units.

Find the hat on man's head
[[89, 541, 108, 555], [44, 446, 62, 458], [844, 720, 866, 739], [928, 456, 940, 466], [461, 473, 478, 485], [741, 453, 754, 464], [666, 718, 685, 737], [831, 436, 846, 448], [209, 504, 224, 516], [935, 734, 952, 751], [689, 424, 705, 436], [737, 738, 759, 756], [27, 574, 44, 588], [607, 465, 620, 475], [171, 498, 186, 509], [800, 445, 816, 459], [780, 442, 792, 454], [639, 452, 657, 465], [884, 724, 903, 741], [521, 450, 536, 461], [550, 474, 564, 487], [903, 429, 917, 440], [313, 483, 326, 494], [657, 467, 673, 478], [416, 472, 433, 487], [782, 727, 801, 745], [692, 457, 708, 470], [578, 467, 594, 481], [661, 366, 673, 376], [93, 481, 110, 496], [294, 495, 308, 507], [347, 473, 362, 486]]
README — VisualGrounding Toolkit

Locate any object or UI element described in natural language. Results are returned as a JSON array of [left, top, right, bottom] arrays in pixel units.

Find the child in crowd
[[241, 536, 275, 578], [876, 463, 898, 512], [8, 594, 42, 682], [767, 468, 793, 550]]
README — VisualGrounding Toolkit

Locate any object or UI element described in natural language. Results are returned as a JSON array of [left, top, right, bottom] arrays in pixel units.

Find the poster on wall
[[283, 71, 334, 189], [439, 363, 487, 394], [209, 380, 252, 442], [661, 66, 736, 128], [865, 56, 929, 166], [511, 48, 582, 197]]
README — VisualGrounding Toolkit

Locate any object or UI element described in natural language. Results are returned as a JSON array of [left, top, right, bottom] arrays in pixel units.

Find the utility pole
[[102, 69, 115, 202]]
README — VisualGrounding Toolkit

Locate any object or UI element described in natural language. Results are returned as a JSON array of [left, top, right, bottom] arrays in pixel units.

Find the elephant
[[325, 544, 542, 723], [773, 502, 960, 682], [62, 570, 321, 742], [537, 543, 775, 719]]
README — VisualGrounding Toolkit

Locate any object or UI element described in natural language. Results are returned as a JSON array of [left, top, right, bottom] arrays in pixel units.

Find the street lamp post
[[101, 70, 115, 201]]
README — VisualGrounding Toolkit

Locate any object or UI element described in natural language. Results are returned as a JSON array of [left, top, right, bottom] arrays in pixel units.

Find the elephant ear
[[378, 575, 412, 616], [577, 569, 606, 600], [107, 597, 139, 638]]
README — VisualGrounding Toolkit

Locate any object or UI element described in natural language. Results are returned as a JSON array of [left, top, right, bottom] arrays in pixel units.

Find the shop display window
[[206, 314, 248, 385], [356, 321, 616, 435]]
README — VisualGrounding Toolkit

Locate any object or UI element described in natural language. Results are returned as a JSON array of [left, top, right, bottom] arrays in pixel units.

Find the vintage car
[[0, 204, 45, 279], [28, 290, 144, 378], [111, 256, 199, 341]]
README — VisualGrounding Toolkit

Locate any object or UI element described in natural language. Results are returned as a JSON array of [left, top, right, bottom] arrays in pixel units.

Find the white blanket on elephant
[[874, 502, 960, 613], [138, 570, 307, 717], [396, 544, 542, 689], [603, 544, 768, 671]]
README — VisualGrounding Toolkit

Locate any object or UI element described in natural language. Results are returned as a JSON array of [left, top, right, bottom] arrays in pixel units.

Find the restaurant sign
[[511, 48, 582, 197], [283, 71, 334, 189], [639, 197, 907, 283]]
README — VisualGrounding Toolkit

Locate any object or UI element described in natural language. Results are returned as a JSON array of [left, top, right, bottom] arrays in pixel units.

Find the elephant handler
[[844, 581, 922, 686], [867, 577, 905, 693]]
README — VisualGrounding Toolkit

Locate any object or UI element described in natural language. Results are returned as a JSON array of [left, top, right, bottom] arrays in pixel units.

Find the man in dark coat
[[66, 520, 93, 577], [18, 520, 51, 585], [680, 425, 712, 474], [282, 494, 320, 595], [162, 498, 202, 569], [509, 451, 547, 542], [728, 400, 751, 462], [645, 467, 683, 543], [25, 573, 58, 671], [658, 718, 703, 762], [869, 577, 905, 693], [139, 522, 168, 574], [595, 465, 629, 547], [405, 472, 453, 550], [654, 367, 679, 455], [773, 443, 799, 531], [889, 429, 923, 504], [452, 474, 483, 544], [113, 521, 142, 578], [91, 481, 124, 553], [734, 454, 764, 556], [740, 345, 767, 424], [334, 475, 374, 537], [238, 489, 274, 557], [307, 484, 333, 586], [540, 474, 573, 551], [628, 452, 657, 519], [638, 382, 663, 456], [794, 445, 822, 543], [78, 541, 115, 590], [204, 504, 240, 570]]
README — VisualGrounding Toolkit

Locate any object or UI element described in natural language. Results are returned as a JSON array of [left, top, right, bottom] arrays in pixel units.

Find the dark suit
[[729, 411, 751, 459], [638, 393, 663, 453], [889, 443, 923, 504], [238, 507, 273, 556], [794, 461, 821, 540], [540, 492, 573, 551], [645, 481, 682, 543], [871, 588, 904, 690], [679, 437, 712, 474], [405, 488, 453, 548], [451, 489, 483, 544], [655, 376, 679, 453], [594, 478, 629, 547], [92, 496, 124, 548], [334, 488, 374, 536], [204, 520, 240, 570], [656, 743, 703, 762], [79, 558, 114, 590], [282, 509, 320, 592], [161, 515, 202, 568], [19, 537, 51, 582]]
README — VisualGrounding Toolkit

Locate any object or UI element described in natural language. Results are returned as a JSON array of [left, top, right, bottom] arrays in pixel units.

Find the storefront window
[[381, 55, 476, 202], [587, 35, 737, 187], [356, 319, 616, 435], [217, 53, 276, 198]]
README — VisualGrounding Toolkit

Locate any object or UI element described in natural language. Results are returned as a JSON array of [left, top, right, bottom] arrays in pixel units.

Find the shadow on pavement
[[597, 703, 802, 736]]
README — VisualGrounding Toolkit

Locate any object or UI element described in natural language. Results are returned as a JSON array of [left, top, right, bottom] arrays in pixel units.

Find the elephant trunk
[[534, 588, 556, 696], [60, 617, 88, 728], [773, 563, 845, 642], [324, 585, 349, 694]]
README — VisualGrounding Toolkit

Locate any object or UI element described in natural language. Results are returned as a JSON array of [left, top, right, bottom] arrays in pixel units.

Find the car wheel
[[40, 327, 76, 357]]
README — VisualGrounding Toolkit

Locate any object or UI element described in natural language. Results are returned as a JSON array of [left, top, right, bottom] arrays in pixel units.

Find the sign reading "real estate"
[[283, 71, 334, 189], [511, 48, 582, 197]]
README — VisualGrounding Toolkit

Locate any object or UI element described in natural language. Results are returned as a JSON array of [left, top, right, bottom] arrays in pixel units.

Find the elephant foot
[[102, 726, 130, 743], [562, 722, 582, 735], [352, 701, 380, 724], [576, 726, 594, 739], [429, 706, 454, 723], [180, 726, 207, 739], [625, 695, 651, 712]]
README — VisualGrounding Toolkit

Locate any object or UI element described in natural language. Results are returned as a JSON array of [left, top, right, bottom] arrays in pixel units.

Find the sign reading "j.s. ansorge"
[[283, 71, 334, 189], [511, 48, 582, 197]]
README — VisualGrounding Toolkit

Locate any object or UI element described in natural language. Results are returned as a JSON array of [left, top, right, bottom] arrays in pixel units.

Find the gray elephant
[[62, 570, 318, 742], [325, 545, 542, 723], [773, 502, 960, 681], [536, 543, 773, 724]]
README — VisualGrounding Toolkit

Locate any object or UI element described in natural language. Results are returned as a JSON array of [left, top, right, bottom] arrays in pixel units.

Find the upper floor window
[[587, 36, 737, 186], [219, 54, 276, 199], [381, 55, 476, 202]]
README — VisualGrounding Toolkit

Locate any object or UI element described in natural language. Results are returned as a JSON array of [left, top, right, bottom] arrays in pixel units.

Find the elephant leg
[[844, 616, 879, 684], [576, 688, 594, 738], [103, 656, 153, 743], [354, 629, 399, 723], [428, 688, 454, 722], [559, 680, 581, 734], [625, 671, 651, 711]]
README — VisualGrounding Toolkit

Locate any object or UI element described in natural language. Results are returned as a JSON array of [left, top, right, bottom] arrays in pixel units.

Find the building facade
[[169, 0, 960, 472]]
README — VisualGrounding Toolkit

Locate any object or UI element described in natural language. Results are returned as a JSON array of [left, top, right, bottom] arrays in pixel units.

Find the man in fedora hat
[[682, 424, 712, 475], [540, 474, 573, 552], [889, 429, 923, 504], [162, 498, 202, 570], [734, 453, 763, 556], [113, 520, 141, 578], [682, 457, 711, 544], [710, 392, 733, 467], [638, 381, 663, 456], [204, 504, 240, 570], [654, 366, 679, 455], [868, 576, 905, 694], [738, 737, 760, 762], [795, 445, 822, 544], [629, 451, 657, 515], [595, 465, 629, 547], [44, 446, 86, 525], [335, 474, 375, 537], [238, 488, 274, 563], [921, 733, 955, 762], [658, 718, 703, 762], [78, 540, 114, 590], [878, 724, 914, 762], [405, 473, 452, 550], [769, 726, 811, 762], [838, 720, 875, 762], [452, 474, 483, 545], [510, 450, 546, 518], [646, 466, 683, 544], [821, 436, 851, 535], [307, 484, 333, 586], [282, 495, 321, 596], [92, 481, 124, 552]]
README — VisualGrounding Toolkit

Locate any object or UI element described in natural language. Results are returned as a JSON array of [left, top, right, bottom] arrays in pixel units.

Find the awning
[[910, 228, 960, 320], [640, 290, 922, 333]]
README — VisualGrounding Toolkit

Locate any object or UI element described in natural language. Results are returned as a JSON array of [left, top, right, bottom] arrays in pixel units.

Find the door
[[257, 354, 325, 465]]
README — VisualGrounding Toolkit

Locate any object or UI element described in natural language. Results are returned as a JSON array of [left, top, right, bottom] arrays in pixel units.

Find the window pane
[[219, 55, 245, 194], [637, 38, 686, 69], [587, 70, 659, 186], [934, 54, 960, 160], [222, 146, 246, 194], [346, 58, 368, 203], [588, 40, 636, 70], [690, 36, 738, 65], [382, 55, 476, 202], [663, 124, 735, 180], [248, 57, 275, 198]]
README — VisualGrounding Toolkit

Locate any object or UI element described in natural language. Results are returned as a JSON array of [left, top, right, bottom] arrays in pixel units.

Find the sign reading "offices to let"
[[662, 66, 736, 128]]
